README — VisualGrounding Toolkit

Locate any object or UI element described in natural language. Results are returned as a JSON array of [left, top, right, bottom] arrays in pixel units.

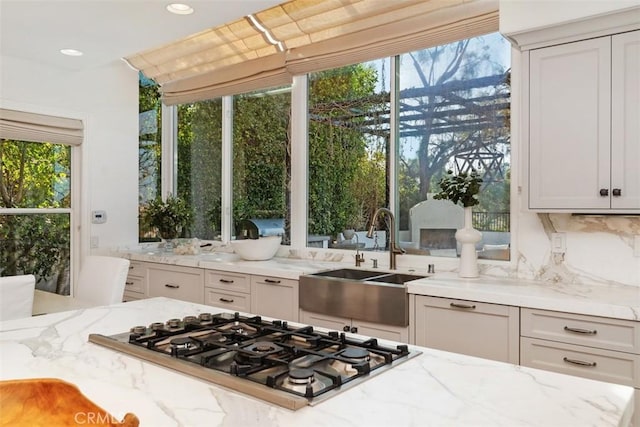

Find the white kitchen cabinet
[[412, 295, 520, 364], [123, 261, 146, 302], [147, 263, 204, 304], [520, 308, 640, 426], [299, 309, 409, 343], [251, 275, 299, 322], [526, 30, 640, 212], [204, 271, 251, 313]]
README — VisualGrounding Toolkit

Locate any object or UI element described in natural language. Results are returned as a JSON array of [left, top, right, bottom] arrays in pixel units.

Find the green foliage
[[0, 139, 71, 293], [308, 63, 385, 237], [433, 169, 483, 207], [142, 195, 192, 239]]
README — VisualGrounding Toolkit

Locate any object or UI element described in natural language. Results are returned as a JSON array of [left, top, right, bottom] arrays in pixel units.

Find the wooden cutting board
[[0, 378, 139, 427]]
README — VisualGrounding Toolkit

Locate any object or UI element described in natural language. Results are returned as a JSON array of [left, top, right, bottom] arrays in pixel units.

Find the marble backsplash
[[515, 213, 640, 287], [281, 212, 640, 288]]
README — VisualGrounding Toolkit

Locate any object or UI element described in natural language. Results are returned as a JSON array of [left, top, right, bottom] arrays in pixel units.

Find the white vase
[[455, 206, 482, 278]]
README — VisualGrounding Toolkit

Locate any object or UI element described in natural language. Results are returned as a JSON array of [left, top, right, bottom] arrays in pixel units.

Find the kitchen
[[1, 0, 639, 425]]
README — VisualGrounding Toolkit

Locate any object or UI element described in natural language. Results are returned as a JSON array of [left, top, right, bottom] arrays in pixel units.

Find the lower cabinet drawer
[[147, 266, 204, 304], [521, 337, 640, 388], [205, 289, 250, 313], [123, 291, 144, 302], [521, 308, 639, 354], [124, 276, 145, 294]]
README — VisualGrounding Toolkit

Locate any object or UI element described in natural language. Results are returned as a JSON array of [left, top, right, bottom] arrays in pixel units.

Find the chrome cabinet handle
[[219, 298, 234, 303], [164, 283, 180, 289], [612, 188, 622, 197], [599, 188, 609, 196], [450, 302, 476, 309], [219, 279, 234, 284], [563, 357, 597, 367], [564, 326, 597, 335], [264, 278, 281, 284]]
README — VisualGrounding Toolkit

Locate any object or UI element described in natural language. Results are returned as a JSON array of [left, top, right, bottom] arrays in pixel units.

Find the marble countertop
[[118, 248, 340, 280], [408, 273, 640, 321], [0, 298, 634, 427], [116, 249, 639, 322]]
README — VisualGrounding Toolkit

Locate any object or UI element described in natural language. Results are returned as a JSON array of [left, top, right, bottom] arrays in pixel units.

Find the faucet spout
[[367, 207, 404, 269]]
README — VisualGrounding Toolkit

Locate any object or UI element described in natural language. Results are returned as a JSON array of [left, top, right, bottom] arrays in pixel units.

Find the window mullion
[[290, 75, 308, 248], [161, 104, 177, 199], [221, 96, 233, 242]]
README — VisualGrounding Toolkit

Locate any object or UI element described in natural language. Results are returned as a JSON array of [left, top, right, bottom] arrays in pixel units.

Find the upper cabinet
[[524, 30, 639, 212]]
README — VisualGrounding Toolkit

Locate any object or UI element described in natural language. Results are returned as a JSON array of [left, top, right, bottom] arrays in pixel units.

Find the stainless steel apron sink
[[299, 269, 426, 327]]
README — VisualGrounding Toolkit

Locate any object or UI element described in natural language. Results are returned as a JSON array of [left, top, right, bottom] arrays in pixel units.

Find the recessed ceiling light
[[60, 48, 83, 57], [166, 3, 194, 15]]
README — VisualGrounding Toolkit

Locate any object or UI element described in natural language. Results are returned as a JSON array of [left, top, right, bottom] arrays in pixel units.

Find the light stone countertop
[[116, 249, 640, 322], [407, 273, 640, 321], [0, 297, 634, 427]]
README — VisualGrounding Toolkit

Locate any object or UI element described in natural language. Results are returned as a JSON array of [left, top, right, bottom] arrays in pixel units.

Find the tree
[[0, 139, 71, 293]]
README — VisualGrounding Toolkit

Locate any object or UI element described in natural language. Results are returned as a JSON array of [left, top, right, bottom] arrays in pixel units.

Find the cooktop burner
[[89, 312, 420, 410]]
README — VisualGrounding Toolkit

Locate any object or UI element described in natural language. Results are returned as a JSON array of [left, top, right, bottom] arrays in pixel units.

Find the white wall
[[0, 54, 139, 255]]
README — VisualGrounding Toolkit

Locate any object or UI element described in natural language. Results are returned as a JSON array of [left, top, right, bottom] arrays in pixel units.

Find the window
[[141, 32, 510, 262], [398, 32, 511, 260], [138, 74, 163, 241], [233, 87, 291, 243], [307, 60, 390, 250], [176, 99, 223, 240], [0, 139, 72, 294], [306, 32, 511, 260]]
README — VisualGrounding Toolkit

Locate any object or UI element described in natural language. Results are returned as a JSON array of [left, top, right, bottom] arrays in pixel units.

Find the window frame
[[0, 102, 84, 295], [156, 37, 517, 268]]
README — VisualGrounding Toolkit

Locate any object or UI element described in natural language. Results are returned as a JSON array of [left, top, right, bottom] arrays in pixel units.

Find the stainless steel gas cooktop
[[89, 312, 420, 410]]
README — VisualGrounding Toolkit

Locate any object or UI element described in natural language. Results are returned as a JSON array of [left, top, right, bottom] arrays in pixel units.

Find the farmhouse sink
[[299, 269, 426, 327]]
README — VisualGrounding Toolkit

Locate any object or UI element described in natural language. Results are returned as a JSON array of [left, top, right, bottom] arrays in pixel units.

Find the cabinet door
[[529, 37, 611, 209], [147, 264, 204, 304], [251, 276, 298, 322], [611, 30, 640, 210], [414, 296, 520, 364]]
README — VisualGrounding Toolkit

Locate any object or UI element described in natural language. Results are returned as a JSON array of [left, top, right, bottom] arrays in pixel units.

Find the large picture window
[[139, 31, 511, 262]]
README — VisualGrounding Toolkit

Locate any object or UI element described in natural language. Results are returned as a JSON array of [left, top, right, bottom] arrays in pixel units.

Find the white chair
[[75, 256, 131, 306], [0, 274, 36, 321]]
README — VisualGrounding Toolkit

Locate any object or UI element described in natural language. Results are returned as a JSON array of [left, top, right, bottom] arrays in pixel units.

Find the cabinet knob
[[343, 325, 350, 332], [599, 188, 609, 196], [612, 188, 622, 197], [350, 326, 358, 334]]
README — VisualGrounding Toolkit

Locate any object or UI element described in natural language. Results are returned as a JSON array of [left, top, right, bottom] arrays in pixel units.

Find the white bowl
[[230, 236, 282, 261]]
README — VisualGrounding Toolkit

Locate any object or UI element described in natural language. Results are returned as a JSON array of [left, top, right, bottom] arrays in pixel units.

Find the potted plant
[[432, 169, 483, 208], [142, 195, 192, 240], [433, 169, 483, 278]]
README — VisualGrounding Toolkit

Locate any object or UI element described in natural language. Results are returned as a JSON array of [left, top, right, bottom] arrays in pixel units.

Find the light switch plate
[[551, 232, 566, 254]]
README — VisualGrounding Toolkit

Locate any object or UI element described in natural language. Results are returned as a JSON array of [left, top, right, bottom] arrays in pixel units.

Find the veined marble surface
[[408, 273, 640, 321], [115, 246, 639, 322], [0, 298, 634, 427], [117, 247, 341, 280]]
